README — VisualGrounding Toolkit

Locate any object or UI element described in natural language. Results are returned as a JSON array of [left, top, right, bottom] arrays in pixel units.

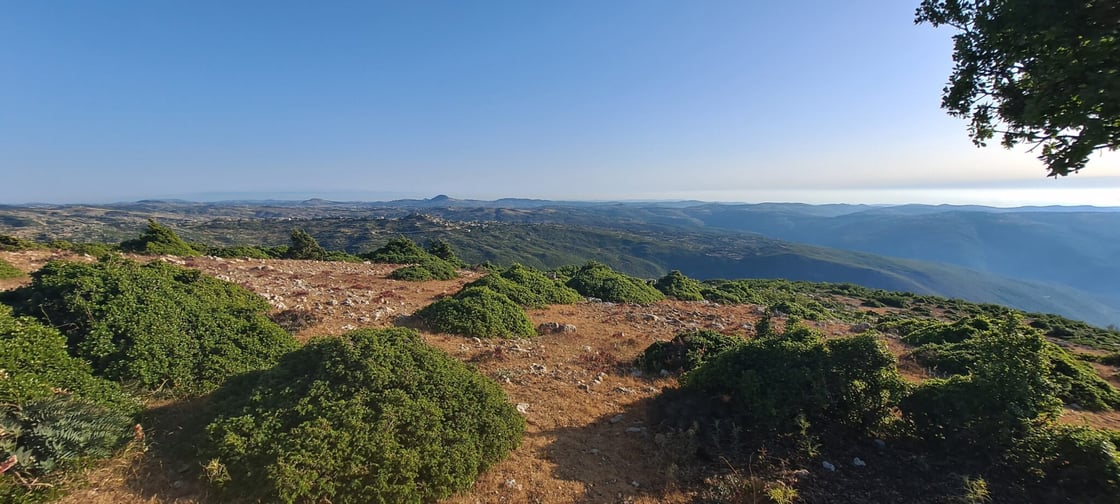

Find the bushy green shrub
[[0, 305, 138, 412], [0, 305, 140, 501], [465, 264, 581, 308], [0, 235, 42, 252], [700, 280, 752, 304], [1007, 424, 1120, 503], [636, 329, 744, 374], [283, 228, 328, 260], [901, 320, 1062, 450], [654, 270, 704, 301], [415, 287, 535, 339], [64, 242, 117, 257], [388, 264, 435, 281], [8, 257, 298, 394], [681, 326, 905, 435], [426, 239, 466, 268], [366, 237, 458, 280], [769, 300, 831, 321], [902, 317, 992, 346], [565, 261, 664, 304], [206, 328, 524, 504], [906, 318, 1120, 410], [362, 236, 429, 264], [0, 258, 21, 279], [119, 219, 200, 256]]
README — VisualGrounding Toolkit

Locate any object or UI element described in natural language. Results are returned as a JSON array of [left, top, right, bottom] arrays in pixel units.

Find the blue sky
[[2, 1, 1117, 205]]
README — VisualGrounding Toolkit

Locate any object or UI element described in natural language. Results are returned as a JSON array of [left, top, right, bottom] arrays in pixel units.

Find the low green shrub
[[901, 320, 1062, 450], [366, 237, 458, 280], [0, 305, 138, 412], [415, 287, 535, 339], [680, 326, 904, 435], [7, 257, 298, 394], [388, 256, 458, 281], [362, 236, 429, 264], [0, 235, 42, 252], [565, 261, 663, 304], [654, 270, 704, 301], [206, 328, 524, 504], [0, 305, 140, 501], [119, 219, 200, 256], [906, 318, 1120, 410], [388, 264, 435, 281], [1007, 424, 1120, 503], [465, 264, 581, 308], [0, 258, 21, 279], [636, 329, 744, 374], [902, 317, 992, 346]]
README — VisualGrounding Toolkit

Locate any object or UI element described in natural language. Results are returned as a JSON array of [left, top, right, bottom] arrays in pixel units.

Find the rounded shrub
[[565, 261, 664, 304], [465, 264, 581, 308], [362, 236, 430, 264], [636, 329, 744, 374], [901, 320, 1062, 450], [680, 328, 905, 435], [8, 257, 298, 394], [119, 219, 200, 256], [0, 305, 138, 412], [903, 317, 1120, 411], [416, 287, 535, 339], [388, 264, 435, 281], [654, 270, 704, 301], [0, 306, 139, 500], [1007, 424, 1120, 502], [206, 328, 525, 504]]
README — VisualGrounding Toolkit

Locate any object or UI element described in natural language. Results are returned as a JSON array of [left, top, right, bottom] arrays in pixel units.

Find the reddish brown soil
[[1, 250, 1116, 503]]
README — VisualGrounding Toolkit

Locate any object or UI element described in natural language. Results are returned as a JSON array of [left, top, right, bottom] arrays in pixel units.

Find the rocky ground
[[1, 250, 1117, 503]]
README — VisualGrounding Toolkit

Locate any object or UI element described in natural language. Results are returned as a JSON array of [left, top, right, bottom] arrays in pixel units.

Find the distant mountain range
[[1, 198, 1117, 327]]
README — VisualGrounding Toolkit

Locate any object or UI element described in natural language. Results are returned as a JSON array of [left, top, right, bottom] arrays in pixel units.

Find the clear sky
[[2, 1, 1118, 206]]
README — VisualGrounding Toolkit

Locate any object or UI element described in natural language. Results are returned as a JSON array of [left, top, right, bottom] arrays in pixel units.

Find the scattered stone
[[610, 414, 625, 424], [873, 439, 887, 450], [850, 322, 873, 333], [589, 448, 601, 455], [516, 403, 530, 414], [505, 478, 518, 489], [614, 386, 635, 394], [629, 369, 643, 378], [625, 427, 644, 433], [471, 337, 482, 344], [643, 314, 660, 322], [822, 461, 836, 472], [578, 383, 590, 392], [792, 469, 811, 479], [660, 369, 671, 377], [631, 481, 641, 488], [852, 457, 866, 467], [530, 363, 547, 374], [583, 345, 593, 352]]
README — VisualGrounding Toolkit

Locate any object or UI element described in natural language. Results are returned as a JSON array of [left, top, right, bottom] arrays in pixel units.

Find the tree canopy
[[916, 0, 1119, 176]]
